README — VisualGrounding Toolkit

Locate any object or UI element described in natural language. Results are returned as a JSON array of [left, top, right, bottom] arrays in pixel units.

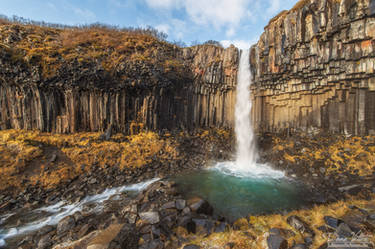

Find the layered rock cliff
[[250, 0, 375, 135], [0, 23, 238, 133]]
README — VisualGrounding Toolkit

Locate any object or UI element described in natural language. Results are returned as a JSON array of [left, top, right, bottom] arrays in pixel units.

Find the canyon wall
[[250, 0, 375, 135], [0, 38, 238, 133]]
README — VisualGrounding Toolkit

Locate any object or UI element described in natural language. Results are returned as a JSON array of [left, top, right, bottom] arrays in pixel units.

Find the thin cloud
[[145, 0, 251, 35], [155, 24, 170, 34], [221, 39, 257, 50], [266, 0, 282, 16]]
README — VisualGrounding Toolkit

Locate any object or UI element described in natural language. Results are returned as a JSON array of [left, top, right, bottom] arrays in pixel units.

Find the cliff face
[[250, 0, 375, 135], [0, 24, 238, 133]]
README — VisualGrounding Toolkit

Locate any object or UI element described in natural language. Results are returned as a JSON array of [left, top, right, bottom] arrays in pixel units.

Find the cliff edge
[[250, 0, 375, 135]]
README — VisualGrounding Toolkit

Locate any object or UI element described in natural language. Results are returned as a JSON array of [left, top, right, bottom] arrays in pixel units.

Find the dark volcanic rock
[[267, 234, 288, 249], [183, 245, 201, 249], [188, 197, 213, 215], [57, 215, 75, 235], [286, 216, 314, 237], [108, 224, 139, 249]]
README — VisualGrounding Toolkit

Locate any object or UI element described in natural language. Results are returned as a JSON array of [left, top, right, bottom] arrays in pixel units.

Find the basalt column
[[250, 0, 375, 135]]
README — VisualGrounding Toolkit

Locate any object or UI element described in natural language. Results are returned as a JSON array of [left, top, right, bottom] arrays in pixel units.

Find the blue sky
[[1, 0, 298, 49]]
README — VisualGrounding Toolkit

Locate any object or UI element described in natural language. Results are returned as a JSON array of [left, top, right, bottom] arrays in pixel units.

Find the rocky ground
[[0, 129, 374, 249]]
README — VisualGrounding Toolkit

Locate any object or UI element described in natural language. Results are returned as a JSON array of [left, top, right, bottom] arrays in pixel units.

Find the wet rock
[[37, 225, 54, 236], [139, 212, 160, 224], [57, 215, 75, 235], [36, 234, 52, 249], [188, 197, 213, 215], [267, 234, 288, 249]]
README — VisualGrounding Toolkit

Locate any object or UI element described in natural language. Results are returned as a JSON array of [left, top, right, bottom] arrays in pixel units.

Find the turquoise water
[[174, 167, 309, 221]]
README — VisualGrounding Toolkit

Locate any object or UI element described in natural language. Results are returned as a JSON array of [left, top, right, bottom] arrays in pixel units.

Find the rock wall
[[250, 0, 375, 135], [0, 44, 238, 134]]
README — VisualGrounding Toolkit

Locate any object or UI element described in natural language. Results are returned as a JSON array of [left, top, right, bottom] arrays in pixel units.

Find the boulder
[[183, 245, 201, 249], [188, 197, 213, 215], [57, 215, 75, 235], [175, 199, 186, 210], [267, 234, 288, 249], [37, 234, 52, 249], [336, 223, 353, 238], [290, 244, 307, 249], [139, 212, 160, 224], [324, 216, 340, 228], [286, 216, 314, 236], [107, 224, 138, 249]]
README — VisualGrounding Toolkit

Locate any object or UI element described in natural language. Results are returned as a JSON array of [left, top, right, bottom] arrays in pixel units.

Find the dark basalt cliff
[[250, 0, 375, 135], [2, 0, 375, 135], [0, 24, 238, 133]]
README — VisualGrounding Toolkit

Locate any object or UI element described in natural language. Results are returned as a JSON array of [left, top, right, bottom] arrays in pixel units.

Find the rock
[[107, 224, 138, 249], [57, 215, 75, 234], [140, 239, 164, 249], [139, 212, 160, 224], [161, 201, 175, 209], [188, 197, 213, 215], [183, 245, 201, 249], [336, 223, 353, 238], [304, 236, 313, 245], [50, 153, 57, 162], [37, 225, 54, 236], [193, 218, 214, 235], [267, 234, 288, 249], [286, 216, 314, 236], [324, 216, 340, 228], [78, 224, 95, 238], [290, 244, 307, 249], [175, 199, 186, 210], [214, 222, 228, 233], [37, 234, 52, 249]]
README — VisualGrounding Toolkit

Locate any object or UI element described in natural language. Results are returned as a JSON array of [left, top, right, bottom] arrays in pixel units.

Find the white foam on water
[[0, 178, 159, 244], [0, 238, 5, 247], [212, 161, 284, 179]]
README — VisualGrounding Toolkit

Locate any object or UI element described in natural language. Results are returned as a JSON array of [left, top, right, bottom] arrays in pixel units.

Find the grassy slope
[[0, 21, 184, 79]]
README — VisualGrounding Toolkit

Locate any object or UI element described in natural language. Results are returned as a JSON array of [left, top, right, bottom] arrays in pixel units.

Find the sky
[[1, 0, 298, 49]]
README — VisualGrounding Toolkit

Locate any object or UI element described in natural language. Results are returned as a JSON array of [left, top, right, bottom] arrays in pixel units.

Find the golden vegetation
[[0, 22, 183, 78], [0, 129, 179, 189], [272, 135, 375, 177], [187, 196, 375, 249]]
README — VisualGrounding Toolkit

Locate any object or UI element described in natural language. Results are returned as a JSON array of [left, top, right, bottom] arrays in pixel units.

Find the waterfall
[[235, 49, 257, 171], [213, 48, 283, 178]]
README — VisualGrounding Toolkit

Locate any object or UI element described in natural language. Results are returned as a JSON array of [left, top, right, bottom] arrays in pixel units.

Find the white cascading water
[[235, 49, 257, 170], [214, 49, 283, 178]]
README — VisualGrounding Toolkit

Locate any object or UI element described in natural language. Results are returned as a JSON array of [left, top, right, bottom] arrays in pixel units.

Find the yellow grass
[[187, 196, 375, 249], [0, 129, 180, 189]]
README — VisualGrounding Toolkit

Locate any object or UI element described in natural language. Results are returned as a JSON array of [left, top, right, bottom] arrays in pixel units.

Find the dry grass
[[187, 196, 375, 249], [0, 129, 179, 189], [0, 23, 183, 77], [272, 135, 375, 177]]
